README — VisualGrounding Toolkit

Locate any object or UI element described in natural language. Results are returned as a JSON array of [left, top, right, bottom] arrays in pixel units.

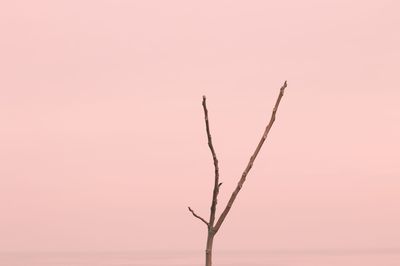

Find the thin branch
[[188, 206, 209, 227], [202, 96, 220, 228], [213, 81, 287, 233]]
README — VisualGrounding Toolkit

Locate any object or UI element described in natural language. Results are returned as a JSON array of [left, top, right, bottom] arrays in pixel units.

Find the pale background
[[0, 0, 399, 254]]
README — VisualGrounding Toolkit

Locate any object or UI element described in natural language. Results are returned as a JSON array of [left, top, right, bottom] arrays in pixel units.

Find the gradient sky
[[0, 0, 399, 253]]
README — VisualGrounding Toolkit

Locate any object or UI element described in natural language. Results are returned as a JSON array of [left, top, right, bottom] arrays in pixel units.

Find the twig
[[202, 96, 220, 228], [213, 81, 287, 233], [188, 206, 209, 227]]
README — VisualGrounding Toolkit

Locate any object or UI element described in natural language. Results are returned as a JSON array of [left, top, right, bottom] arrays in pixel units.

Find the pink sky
[[0, 0, 399, 253]]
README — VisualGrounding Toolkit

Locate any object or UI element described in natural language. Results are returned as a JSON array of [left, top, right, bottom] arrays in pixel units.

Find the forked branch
[[188, 81, 287, 266], [188, 96, 221, 230]]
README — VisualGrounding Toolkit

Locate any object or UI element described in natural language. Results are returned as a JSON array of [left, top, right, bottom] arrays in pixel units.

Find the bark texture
[[205, 232, 215, 266]]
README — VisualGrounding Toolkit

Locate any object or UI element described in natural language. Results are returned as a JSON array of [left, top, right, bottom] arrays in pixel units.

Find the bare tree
[[188, 81, 287, 266]]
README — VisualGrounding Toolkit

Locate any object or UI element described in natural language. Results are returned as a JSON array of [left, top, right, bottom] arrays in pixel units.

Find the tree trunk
[[205, 232, 215, 266]]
